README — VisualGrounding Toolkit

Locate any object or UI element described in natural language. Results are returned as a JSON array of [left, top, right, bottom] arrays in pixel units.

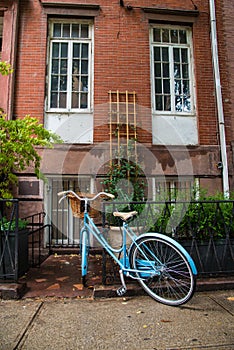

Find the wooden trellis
[[108, 90, 138, 166]]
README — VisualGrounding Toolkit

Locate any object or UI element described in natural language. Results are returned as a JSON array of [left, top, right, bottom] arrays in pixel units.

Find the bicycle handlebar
[[57, 190, 115, 204]]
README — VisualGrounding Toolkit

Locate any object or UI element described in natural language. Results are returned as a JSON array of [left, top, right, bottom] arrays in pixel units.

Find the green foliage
[[151, 189, 234, 241], [0, 61, 62, 198], [0, 217, 28, 231], [0, 61, 13, 76], [0, 113, 62, 198], [102, 141, 146, 225]]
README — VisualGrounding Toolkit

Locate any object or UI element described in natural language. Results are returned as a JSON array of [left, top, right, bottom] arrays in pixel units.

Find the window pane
[[184, 96, 191, 112], [51, 92, 58, 108], [175, 96, 182, 112], [52, 43, 59, 57], [179, 30, 187, 44], [153, 28, 161, 42], [59, 93, 67, 108], [155, 79, 162, 93], [162, 29, 169, 42], [81, 76, 88, 90], [60, 76, 67, 91], [72, 60, 80, 74], [181, 49, 188, 63], [81, 60, 88, 74], [52, 59, 59, 74], [155, 63, 161, 77], [53, 24, 61, 37], [183, 80, 190, 95], [61, 43, 68, 58], [81, 93, 88, 108], [174, 64, 181, 78], [73, 44, 80, 58], [173, 48, 180, 62], [154, 47, 161, 61], [81, 44, 88, 59], [156, 95, 163, 110], [72, 93, 79, 108], [62, 24, 70, 38], [175, 80, 181, 95], [60, 59, 67, 74], [171, 30, 178, 43], [162, 47, 169, 61], [163, 63, 169, 77], [81, 24, 89, 38], [182, 64, 189, 79], [163, 79, 170, 94], [72, 24, 79, 38], [164, 96, 171, 111], [51, 76, 58, 90], [72, 75, 80, 91]]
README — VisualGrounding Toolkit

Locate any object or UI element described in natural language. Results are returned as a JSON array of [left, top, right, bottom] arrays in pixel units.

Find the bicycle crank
[[117, 270, 127, 296]]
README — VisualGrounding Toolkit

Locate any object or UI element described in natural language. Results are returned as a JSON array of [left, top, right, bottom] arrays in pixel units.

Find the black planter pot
[[0, 229, 29, 279], [181, 239, 234, 275]]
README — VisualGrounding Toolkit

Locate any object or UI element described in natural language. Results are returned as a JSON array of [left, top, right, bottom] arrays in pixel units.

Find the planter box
[[181, 239, 234, 275], [0, 229, 29, 278]]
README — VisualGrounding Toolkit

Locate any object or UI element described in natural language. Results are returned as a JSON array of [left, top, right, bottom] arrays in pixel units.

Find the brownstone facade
[[0, 0, 233, 218]]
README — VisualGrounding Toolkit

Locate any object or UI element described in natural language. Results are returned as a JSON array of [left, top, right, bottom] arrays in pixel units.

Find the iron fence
[[102, 200, 234, 280], [0, 199, 52, 282]]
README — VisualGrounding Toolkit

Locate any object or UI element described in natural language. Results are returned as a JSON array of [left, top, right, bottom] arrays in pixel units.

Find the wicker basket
[[67, 193, 102, 219]]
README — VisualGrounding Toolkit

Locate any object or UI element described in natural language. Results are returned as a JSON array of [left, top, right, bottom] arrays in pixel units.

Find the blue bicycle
[[58, 191, 197, 306]]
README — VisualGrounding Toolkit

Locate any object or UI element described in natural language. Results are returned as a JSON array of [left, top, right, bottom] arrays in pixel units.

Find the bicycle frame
[[81, 211, 162, 280]]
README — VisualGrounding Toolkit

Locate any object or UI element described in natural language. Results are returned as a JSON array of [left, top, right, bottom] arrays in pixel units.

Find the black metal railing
[[102, 200, 234, 282], [23, 212, 52, 268], [0, 199, 52, 282]]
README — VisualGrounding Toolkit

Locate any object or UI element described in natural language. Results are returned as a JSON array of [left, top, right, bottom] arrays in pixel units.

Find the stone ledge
[[0, 283, 28, 300]]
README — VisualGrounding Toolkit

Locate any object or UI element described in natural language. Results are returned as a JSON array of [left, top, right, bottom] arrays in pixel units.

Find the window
[[48, 20, 93, 111], [151, 26, 194, 114]]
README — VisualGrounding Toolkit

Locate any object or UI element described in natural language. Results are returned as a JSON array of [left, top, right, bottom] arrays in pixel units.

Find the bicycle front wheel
[[130, 235, 196, 306]]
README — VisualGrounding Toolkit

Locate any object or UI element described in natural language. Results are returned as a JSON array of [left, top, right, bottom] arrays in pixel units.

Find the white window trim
[[150, 24, 196, 117], [47, 19, 94, 114]]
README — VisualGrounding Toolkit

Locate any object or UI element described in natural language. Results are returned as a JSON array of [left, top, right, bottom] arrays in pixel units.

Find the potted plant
[[0, 217, 29, 277]]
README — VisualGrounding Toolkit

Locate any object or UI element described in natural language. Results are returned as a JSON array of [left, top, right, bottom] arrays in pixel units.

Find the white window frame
[[47, 19, 93, 113], [150, 25, 195, 116]]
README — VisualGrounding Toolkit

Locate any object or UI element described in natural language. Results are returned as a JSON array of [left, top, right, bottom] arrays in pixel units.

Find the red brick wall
[[12, 0, 232, 147], [221, 0, 234, 141]]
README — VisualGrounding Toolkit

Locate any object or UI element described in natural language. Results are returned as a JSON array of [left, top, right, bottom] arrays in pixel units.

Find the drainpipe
[[209, 0, 229, 197]]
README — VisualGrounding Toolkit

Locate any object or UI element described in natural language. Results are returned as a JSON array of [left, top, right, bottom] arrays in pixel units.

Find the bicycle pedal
[[117, 286, 127, 296]]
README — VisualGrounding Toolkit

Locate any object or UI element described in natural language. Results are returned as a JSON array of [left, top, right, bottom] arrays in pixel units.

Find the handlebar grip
[[57, 191, 67, 196], [106, 193, 115, 199]]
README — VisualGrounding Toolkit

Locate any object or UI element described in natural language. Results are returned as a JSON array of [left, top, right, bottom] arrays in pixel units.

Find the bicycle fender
[[130, 233, 197, 275]]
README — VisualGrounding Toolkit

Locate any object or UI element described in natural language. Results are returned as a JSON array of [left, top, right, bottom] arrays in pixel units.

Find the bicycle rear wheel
[[129, 235, 196, 306]]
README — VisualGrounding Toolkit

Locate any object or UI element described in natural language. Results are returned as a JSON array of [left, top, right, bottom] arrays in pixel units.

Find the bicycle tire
[[129, 235, 196, 306], [81, 229, 89, 286]]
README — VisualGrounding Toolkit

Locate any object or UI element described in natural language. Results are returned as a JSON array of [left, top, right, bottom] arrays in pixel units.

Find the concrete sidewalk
[[0, 290, 233, 350]]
